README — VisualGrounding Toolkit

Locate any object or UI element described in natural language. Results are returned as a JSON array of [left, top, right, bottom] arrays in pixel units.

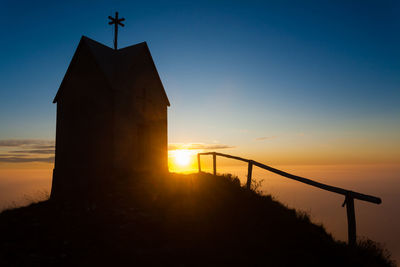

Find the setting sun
[[174, 149, 191, 166], [168, 148, 200, 173]]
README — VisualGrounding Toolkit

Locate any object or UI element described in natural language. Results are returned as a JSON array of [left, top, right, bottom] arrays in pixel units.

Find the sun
[[168, 148, 200, 173], [174, 149, 192, 166]]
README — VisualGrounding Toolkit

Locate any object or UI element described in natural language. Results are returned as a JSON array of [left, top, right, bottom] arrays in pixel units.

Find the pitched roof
[[53, 36, 170, 106]]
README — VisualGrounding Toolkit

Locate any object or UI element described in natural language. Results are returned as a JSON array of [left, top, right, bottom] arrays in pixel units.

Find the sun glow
[[174, 149, 192, 166], [168, 149, 199, 173]]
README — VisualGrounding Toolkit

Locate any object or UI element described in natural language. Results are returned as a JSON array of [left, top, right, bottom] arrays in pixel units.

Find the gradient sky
[[0, 0, 399, 166]]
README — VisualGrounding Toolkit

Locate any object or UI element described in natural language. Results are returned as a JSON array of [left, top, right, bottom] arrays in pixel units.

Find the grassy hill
[[0, 172, 395, 266]]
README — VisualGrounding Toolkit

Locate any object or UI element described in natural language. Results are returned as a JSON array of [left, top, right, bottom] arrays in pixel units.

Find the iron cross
[[108, 12, 125, 50]]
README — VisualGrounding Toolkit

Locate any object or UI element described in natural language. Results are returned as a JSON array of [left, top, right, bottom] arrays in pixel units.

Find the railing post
[[345, 193, 357, 246], [213, 152, 217, 175], [197, 154, 201, 172], [246, 160, 253, 190]]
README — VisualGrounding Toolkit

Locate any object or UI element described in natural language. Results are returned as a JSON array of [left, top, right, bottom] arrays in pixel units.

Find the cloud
[[0, 139, 54, 147], [0, 139, 234, 162], [0, 139, 55, 163], [255, 136, 277, 141], [30, 145, 55, 149], [0, 156, 54, 163], [168, 143, 235, 151], [10, 150, 55, 154]]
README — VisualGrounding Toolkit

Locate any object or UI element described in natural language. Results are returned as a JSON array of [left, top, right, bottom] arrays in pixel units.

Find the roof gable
[[53, 36, 170, 106]]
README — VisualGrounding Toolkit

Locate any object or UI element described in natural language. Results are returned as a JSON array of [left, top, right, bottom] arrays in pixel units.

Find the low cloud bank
[[0, 139, 54, 147], [0, 156, 54, 163], [0, 139, 234, 163], [255, 136, 277, 141], [0, 139, 55, 163], [168, 143, 234, 151]]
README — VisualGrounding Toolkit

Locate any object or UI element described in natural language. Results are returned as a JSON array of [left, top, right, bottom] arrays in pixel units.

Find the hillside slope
[[0, 173, 394, 266]]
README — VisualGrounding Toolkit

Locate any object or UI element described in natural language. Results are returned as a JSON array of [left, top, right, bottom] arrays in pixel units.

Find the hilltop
[[0, 172, 394, 266]]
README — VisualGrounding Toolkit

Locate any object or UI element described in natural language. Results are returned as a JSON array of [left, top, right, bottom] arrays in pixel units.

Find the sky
[[1, 1, 400, 261], [0, 0, 399, 167]]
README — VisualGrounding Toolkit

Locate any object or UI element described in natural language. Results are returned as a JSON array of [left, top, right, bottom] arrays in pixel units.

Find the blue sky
[[0, 0, 399, 164]]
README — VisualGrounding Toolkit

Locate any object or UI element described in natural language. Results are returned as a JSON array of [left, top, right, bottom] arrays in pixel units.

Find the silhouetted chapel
[[51, 36, 170, 200]]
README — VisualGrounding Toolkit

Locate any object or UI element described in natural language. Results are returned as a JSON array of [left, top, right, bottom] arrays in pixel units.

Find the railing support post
[[197, 154, 201, 172], [213, 152, 217, 176], [345, 194, 357, 246], [246, 160, 253, 190]]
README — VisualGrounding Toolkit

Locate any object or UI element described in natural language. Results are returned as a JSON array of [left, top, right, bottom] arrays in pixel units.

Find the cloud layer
[[168, 143, 234, 150], [0, 139, 55, 163], [0, 139, 234, 163], [0, 139, 54, 147], [0, 156, 55, 163], [255, 136, 277, 141]]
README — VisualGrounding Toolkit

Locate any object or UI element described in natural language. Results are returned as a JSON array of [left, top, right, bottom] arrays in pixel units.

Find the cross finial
[[108, 12, 125, 50]]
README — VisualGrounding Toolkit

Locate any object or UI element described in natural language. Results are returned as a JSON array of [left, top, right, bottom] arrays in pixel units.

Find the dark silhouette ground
[[0, 173, 394, 266]]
